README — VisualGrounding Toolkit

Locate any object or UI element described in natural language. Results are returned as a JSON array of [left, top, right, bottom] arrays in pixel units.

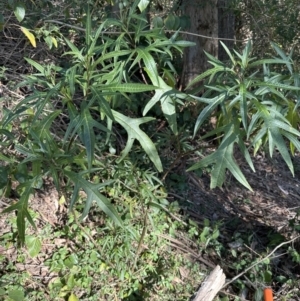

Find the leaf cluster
[[0, 1, 192, 245], [187, 41, 300, 190]]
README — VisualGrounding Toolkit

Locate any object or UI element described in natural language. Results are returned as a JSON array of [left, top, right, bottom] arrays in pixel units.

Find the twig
[[43, 20, 249, 42], [118, 180, 139, 193], [222, 235, 300, 289], [162, 153, 184, 181], [134, 208, 148, 267], [219, 289, 250, 301], [71, 209, 116, 269], [138, 61, 148, 85], [158, 233, 215, 269]]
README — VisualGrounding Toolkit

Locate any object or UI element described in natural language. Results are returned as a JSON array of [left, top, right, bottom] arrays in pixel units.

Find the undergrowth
[[1, 0, 300, 300]]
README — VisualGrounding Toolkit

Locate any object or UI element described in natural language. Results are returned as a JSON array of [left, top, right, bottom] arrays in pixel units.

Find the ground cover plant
[[1, 0, 300, 300]]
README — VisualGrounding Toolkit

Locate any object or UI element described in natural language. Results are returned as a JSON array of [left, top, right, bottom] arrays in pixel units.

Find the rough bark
[[218, 0, 235, 61], [181, 0, 218, 89]]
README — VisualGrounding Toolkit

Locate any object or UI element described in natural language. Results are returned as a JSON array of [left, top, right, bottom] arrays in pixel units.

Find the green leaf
[[103, 83, 157, 93], [220, 41, 236, 65], [254, 288, 263, 301], [1, 180, 36, 245], [64, 254, 78, 269], [271, 42, 293, 74], [85, 5, 92, 47], [81, 108, 96, 169], [186, 66, 232, 89], [91, 87, 115, 121], [138, 0, 150, 12], [192, 94, 226, 136], [143, 73, 177, 134], [164, 14, 177, 30], [249, 58, 294, 67], [136, 47, 159, 85], [14, 3, 25, 22], [264, 270, 272, 283], [64, 170, 122, 225], [24, 58, 45, 74], [25, 236, 42, 257], [241, 40, 252, 68], [171, 40, 196, 48], [152, 16, 164, 28], [239, 83, 248, 130], [34, 110, 61, 141], [256, 81, 300, 91], [94, 50, 132, 65], [250, 100, 298, 175], [68, 293, 79, 301], [64, 38, 84, 62], [188, 124, 252, 190], [8, 289, 24, 301], [112, 110, 163, 172], [269, 126, 294, 175], [66, 274, 76, 289], [65, 105, 109, 169]]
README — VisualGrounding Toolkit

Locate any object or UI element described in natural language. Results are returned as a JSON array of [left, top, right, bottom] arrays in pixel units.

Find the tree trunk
[[180, 0, 235, 89], [217, 0, 235, 61], [181, 0, 218, 89]]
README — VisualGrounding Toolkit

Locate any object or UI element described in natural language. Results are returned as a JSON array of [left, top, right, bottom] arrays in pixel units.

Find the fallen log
[[192, 265, 226, 301]]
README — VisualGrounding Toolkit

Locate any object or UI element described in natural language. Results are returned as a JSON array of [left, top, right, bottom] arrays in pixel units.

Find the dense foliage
[[1, 0, 300, 300]]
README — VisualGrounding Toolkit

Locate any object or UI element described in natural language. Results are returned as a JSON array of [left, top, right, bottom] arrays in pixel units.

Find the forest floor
[[1, 27, 300, 301], [1, 146, 300, 300], [176, 151, 300, 300]]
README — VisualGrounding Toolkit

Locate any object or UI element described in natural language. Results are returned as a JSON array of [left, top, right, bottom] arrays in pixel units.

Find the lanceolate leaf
[[271, 42, 293, 74], [286, 101, 300, 154], [256, 82, 300, 91], [64, 104, 109, 169], [192, 93, 226, 137], [250, 100, 300, 175], [269, 127, 294, 175], [136, 47, 159, 85], [220, 41, 236, 65], [186, 66, 233, 89], [35, 110, 61, 141], [91, 87, 115, 121], [24, 58, 45, 74], [81, 108, 95, 169], [249, 58, 292, 67], [231, 118, 255, 172], [112, 110, 163, 172], [103, 83, 157, 93], [239, 83, 248, 131], [94, 50, 132, 65], [143, 74, 177, 134], [170, 40, 196, 48], [1, 181, 36, 245], [21, 27, 36, 48], [187, 124, 252, 190], [64, 170, 122, 225]]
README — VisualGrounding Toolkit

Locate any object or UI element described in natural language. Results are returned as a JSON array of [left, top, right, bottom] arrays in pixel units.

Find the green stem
[[134, 208, 148, 267]]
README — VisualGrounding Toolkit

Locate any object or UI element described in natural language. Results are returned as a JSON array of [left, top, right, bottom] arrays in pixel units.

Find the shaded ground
[[1, 151, 300, 300], [166, 151, 300, 300], [185, 152, 300, 231], [1, 28, 300, 300]]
